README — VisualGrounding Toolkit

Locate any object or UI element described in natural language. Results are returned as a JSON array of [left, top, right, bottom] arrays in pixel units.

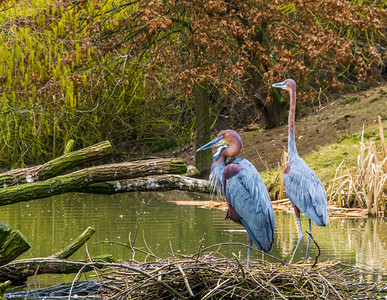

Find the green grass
[[339, 96, 360, 106], [303, 137, 359, 184]]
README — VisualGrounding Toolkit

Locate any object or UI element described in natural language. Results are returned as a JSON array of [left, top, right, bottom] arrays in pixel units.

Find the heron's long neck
[[288, 88, 298, 161]]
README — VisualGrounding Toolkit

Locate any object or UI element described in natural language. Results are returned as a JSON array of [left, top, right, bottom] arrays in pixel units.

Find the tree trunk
[[194, 81, 212, 177], [0, 158, 187, 206], [82, 174, 211, 194], [252, 82, 288, 129], [0, 141, 113, 188], [260, 88, 288, 129], [247, 66, 288, 129]]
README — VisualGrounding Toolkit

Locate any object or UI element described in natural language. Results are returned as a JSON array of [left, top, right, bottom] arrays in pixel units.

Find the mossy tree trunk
[[0, 141, 113, 188], [82, 174, 211, 194], [0, 158, 187, 206], [194, 81, 212, 177]]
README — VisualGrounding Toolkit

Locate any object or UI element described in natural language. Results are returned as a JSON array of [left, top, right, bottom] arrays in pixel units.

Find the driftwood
[[0, 141, 112, 188], [83, 174, 211, 194], [0, 158, 187, 207], [0, 226, 96, 283], [0, 222, 30, 266]]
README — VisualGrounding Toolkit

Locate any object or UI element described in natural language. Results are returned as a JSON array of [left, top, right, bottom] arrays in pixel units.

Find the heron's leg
[[289, 215, 304, 264], [305, 219, 312, 262], [247, 236, 252, 269]]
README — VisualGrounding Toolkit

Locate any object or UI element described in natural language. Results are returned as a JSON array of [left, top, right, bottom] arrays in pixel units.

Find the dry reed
[[328, 116, 387, 216]]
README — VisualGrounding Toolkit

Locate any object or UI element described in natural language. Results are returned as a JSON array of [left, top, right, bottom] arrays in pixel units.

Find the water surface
[[1, 191, 386, 287]]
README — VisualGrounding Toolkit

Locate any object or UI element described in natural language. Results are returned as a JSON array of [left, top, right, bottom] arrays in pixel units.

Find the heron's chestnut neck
[[287, 83, 298, 161]]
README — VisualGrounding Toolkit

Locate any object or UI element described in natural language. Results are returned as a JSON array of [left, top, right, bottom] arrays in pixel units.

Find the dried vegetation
[[87, 245, 387, 299], [328, 116, 387, 216]]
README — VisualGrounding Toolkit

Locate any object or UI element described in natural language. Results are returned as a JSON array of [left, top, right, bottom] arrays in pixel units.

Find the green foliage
[[0, 0, 385, 168], [151, 138, 176, 152], [0, 0, 194, 168]]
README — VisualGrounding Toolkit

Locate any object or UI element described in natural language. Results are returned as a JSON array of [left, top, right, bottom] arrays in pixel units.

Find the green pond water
[[1, 191, 386, 288]]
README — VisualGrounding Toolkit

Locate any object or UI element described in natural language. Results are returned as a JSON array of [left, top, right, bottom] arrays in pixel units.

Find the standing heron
[[272, 79, 328, 263], [197, 130, 275, 267]]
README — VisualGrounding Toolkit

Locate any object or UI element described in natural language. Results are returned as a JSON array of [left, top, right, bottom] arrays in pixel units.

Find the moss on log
[[82, 174, 211, 194], [0, 158, 187, 206], [0, 226, 100, 283], [50, 227, 95, 259], [0, 280, 11, 300], [0, 141, 112, 188], [0, 223, 11, 247], [0, 222, 31, 266]]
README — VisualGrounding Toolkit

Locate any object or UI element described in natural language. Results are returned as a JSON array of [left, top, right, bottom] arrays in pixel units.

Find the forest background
[[0, 0, 385, 171]]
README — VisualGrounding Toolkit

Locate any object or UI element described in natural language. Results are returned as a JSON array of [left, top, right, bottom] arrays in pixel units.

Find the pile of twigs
[[328, 116, 387, 217], [91, 245, 386, 299]]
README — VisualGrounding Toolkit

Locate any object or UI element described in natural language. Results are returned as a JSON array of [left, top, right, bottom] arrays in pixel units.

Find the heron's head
[[197, 129, 243, 160], [272, 79, 296, 92]]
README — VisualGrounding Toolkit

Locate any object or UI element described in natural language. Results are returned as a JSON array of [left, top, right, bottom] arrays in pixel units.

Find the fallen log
[[0, 226, 96, 283], [0, 259, 106, 284], [0, 141, 112, 188], [82, 174, 211, 194], [0, 158, 187, 207], [50, 227, 96, 259], [0, 222, 30, 266]]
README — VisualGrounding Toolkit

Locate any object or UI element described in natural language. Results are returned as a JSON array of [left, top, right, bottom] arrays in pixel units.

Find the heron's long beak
[[272, 81, 289, 90], [197, 136, 223, 152]]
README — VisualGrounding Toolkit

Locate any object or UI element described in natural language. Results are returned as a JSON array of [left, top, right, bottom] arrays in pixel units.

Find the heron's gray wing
[[284, 157, 328, 226], [226, 159, 275, 252]]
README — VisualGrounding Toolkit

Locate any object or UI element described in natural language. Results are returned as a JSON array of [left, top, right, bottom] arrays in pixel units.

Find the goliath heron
[[272, 79, 328, 263], [197, 130, 275, 267]]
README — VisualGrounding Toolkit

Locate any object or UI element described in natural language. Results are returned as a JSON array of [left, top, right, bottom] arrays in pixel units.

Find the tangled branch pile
[[329, 117, 387, 216], [93, 253, 385, 299]]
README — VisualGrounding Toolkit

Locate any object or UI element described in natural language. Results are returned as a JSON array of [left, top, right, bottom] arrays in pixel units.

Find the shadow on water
[[0, 191, 386, 287]]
